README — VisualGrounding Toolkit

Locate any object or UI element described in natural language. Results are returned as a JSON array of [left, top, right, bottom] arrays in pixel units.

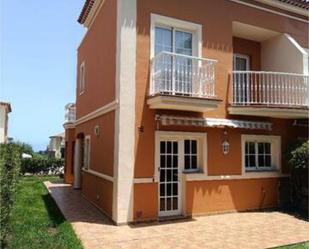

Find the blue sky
[[0, 0, 85, 151]]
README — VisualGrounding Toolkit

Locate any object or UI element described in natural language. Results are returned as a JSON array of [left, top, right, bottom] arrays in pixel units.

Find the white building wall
[[261, 34, 308, 74], [0, 106, 7, 143]]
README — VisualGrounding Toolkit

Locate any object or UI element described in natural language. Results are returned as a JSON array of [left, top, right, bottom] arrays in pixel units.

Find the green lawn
[[276, 242, 309, 249], [7, 176, 83, 249]]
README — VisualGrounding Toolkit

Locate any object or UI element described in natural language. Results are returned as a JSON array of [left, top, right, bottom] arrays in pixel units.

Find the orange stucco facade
[[64, 0, 308, 224]]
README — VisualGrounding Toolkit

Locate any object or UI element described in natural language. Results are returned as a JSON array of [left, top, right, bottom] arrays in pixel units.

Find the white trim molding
[[150, 13, 203, 58], [134, 178, 154, 184], [82, 168, 114, 182], [113, 0, 137, 225], [241, 134, 281, 176], [75, 100, 118, 125], [185, 172, 289, 181], [154, 131, 208, 182]]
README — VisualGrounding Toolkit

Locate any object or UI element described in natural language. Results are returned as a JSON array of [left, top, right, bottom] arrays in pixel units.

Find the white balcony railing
[[64, 103, 76, 124], [232, 71, 309, 107], [150, 51, 217, 98]]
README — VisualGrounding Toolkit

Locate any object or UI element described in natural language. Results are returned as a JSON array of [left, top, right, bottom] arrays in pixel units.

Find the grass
[[275, 242, 309, 249], [6, 176, 83, 249]]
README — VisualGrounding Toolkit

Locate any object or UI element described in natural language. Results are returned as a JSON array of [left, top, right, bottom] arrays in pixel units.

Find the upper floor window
[[242, 135, 281, 173], [79, 61, 85, 94]]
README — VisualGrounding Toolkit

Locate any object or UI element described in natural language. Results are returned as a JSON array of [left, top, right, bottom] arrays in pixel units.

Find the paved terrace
[[45, 181, 309, 249]]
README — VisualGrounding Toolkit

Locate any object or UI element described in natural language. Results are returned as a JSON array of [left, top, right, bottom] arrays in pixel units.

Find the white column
[[113, 0, 137, 224], [73, 138, 82, 189]]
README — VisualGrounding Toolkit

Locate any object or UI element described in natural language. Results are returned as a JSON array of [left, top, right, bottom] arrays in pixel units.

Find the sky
[[0, 0, 85, 151]]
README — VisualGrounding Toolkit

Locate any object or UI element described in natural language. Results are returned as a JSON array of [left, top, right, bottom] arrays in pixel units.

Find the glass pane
[[173, 142, 178, 153], [167, 142, 171, 153], [258, 143, 264, 154], [249, 142, 255, 154], [160, 184, 165, 196], [160, 169, 166, 182], [234, 56, 248, 71], [166, 183, 172, 196], [249, 155, 256, 167], [258, 155, 265, 167], [265, 155, 271, 167], [245, 155, 249, 168], [191, 140, 197, 154], [173, 183, 178, 195], [173, 155, 178, 168], [160, 141, 166, 153], [175, 31, 192, 56], [184, 155, 190, 170], [167, 155, 172, 168], [191, 155, 197, 169], [184, 140, 190, 154], [166, 198, 172, 210], [173, 197, 178, 210], [245, 142, 249, 154], [155, 27, 172, 55], [160, 198, 165, 211], [265, 143, 271, 154], [167, 169, 172, 182], [160, 155, 166, 168], [172, 169, 178, 181]]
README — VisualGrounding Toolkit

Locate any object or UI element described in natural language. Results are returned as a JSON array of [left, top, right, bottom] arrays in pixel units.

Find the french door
[[233, 54, 250, 103], [155, 26, 193, 95], [159, 140, 181, 217]]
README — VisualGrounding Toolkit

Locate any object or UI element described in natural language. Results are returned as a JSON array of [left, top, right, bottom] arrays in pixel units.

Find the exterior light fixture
[[94, 125, 100, 136], [222, 130, 229, 155]]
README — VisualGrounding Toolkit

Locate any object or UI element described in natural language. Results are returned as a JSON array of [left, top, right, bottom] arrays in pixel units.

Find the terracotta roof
[[0, 102, 12, 113], [49, 132, 65, 139], [77, 0, 308, 25], [78, 0, 96, 24], [276, 0, 309, 10]]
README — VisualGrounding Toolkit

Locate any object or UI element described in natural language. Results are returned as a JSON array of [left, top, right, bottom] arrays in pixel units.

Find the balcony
[[64, 103, 76, 125], [147, 51, 221, 112], [229, 71, 309, 118]]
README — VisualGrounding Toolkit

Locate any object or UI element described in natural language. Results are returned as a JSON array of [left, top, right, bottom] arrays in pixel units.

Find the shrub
[[21, 154, 64, 175], [0, 143, 22, 247], [287, 140, 309, 213]]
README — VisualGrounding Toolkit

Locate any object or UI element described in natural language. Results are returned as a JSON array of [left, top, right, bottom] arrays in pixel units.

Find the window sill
[[245, 169, 278, 173], [183, 169, 202, 174]]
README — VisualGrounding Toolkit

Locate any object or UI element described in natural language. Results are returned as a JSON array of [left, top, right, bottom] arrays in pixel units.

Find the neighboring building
[[0, 102, 12, 144], [48, 132, 65, 159], [64, 0, 309, 225]]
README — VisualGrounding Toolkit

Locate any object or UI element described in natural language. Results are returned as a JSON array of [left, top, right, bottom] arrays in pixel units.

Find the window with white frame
[[242, 135, 281, 172], [84, 136, 91, 169], [184, 139, 198, 171], [79, 61, 85, 94]]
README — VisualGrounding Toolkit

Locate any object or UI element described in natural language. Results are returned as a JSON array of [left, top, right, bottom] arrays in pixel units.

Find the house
[[48, 132, 65, 159], [63, 0, 309, 225], [0, 102, 12, 144]]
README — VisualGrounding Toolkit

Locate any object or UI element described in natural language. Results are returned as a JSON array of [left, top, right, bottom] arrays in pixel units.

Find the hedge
[[287, 140, 309, 213], [0, 143, 22, 247], [21, 154, 64, 175]]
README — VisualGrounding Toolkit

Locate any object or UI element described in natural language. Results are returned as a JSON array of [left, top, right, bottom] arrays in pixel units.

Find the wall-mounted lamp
[[222, 130, 230, 155], [94, 125, 100, 137]]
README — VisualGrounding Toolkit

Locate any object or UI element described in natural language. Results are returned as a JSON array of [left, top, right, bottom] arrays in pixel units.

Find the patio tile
[[45, 181, 309, 249]]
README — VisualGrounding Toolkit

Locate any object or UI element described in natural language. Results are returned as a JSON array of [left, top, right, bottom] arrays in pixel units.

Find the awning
[[156, 115, 272, 130]]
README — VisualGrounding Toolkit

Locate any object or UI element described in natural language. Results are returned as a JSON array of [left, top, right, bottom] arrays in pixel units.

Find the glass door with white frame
[[159, 140, 181, 217], [155, 27, 193, 96]]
